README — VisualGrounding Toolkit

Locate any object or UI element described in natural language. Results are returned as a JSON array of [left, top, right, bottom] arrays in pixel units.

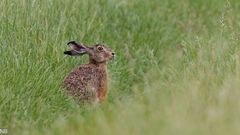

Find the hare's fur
[[64, 63, 108, 102], [63, 41, 114, 103]]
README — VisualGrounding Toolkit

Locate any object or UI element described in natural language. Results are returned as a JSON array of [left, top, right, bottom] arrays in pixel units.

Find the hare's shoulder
[[74, 64, 106, 74], [72, 65, 95, 75], [66, 64, 103, 79], [64, 64, 106, 84], [63, 65, 93, 88]]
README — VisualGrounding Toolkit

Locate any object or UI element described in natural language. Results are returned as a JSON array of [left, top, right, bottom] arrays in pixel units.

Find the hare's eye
[[97, 46, 103, 51]]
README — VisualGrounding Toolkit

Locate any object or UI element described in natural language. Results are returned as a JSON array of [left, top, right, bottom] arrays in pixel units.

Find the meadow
[[1, 0, 240, 134]]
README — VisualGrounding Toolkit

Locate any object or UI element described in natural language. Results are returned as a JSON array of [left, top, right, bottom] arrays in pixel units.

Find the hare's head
[[64, 41, 115, 63]]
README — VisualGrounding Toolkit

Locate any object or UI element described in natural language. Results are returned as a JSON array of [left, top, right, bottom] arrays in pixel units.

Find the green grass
[[1, 0, 240, 134]]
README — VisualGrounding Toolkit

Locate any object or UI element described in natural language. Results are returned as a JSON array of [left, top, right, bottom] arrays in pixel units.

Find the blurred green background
[[1, 0, 240, 134]]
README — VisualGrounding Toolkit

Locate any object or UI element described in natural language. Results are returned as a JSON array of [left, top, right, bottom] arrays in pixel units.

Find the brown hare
[[63, 41, 115, 103]]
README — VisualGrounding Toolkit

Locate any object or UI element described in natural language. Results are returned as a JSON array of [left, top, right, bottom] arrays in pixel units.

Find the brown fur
[[63, 41, 114, 103]]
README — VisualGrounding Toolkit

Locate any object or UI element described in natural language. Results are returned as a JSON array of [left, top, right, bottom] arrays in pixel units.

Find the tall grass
[[1, 0, 240, 134]]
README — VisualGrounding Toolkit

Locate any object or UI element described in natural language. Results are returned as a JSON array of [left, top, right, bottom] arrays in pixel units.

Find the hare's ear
[[64, 41, 87, 56]]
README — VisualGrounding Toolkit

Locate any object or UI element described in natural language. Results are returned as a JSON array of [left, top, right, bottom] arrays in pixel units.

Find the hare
[[63, 41, 115, 103]]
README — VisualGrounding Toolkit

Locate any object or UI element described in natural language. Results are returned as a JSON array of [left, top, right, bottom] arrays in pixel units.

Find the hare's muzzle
[[112, 52, 115, 56], [111, 52, 115, 59]]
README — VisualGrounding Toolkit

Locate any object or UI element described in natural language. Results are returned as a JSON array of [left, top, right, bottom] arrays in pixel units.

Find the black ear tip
[[67, 41, 75, 45], [67, 41, 80, 45], [64, 51, 72, 55]]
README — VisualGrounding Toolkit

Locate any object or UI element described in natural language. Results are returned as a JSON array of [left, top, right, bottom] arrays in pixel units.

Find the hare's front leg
[[97, 88, 107, 102]]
